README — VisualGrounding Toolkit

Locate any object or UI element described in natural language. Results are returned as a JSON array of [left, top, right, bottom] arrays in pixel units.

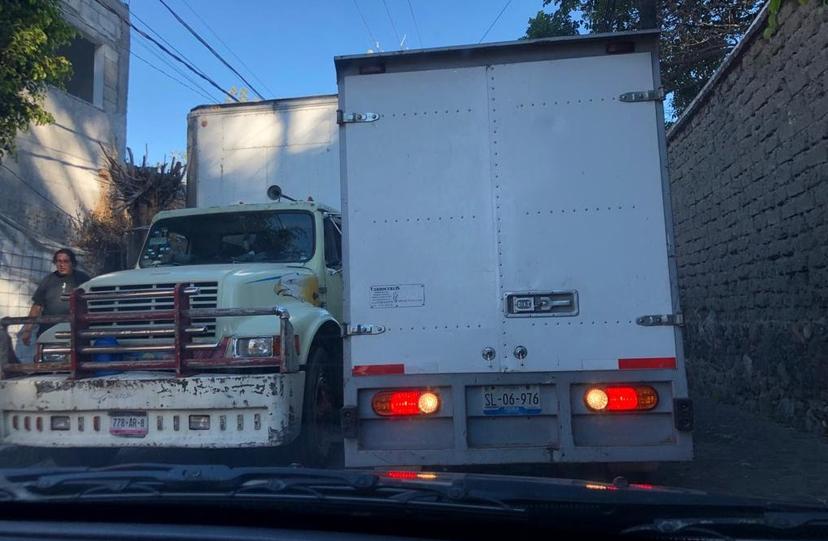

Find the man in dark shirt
[[21, 248, 91, 345]]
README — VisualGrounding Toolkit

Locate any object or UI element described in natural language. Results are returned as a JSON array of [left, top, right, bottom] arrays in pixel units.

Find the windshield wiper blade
[[623, 510, 828, 538], [4, 464, 522, 515]]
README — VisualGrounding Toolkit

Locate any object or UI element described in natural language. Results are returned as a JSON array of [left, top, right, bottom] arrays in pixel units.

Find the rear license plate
[[482, 385, 542, 416], [109, 412, 148, 437]]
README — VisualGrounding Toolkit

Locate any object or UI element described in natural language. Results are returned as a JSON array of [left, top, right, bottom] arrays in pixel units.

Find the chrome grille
[[87, 282, 219, 340]]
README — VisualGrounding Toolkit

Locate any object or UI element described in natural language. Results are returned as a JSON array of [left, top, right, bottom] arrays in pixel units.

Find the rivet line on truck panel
[[371, 214, 478, 224], [389, 109, 472, 119]]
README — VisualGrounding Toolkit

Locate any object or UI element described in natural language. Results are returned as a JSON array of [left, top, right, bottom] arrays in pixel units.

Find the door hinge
[[343, 323, 386, 337], [636, 313, 684, 327], [619, 89, 664, 103], [337, 110, 380, 125]]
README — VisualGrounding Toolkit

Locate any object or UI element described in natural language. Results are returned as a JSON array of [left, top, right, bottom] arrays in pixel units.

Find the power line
[[91, 0, 238, 102], [352, 0, 379, 50], [179, 0, 275, 97], [133, 36, 222, 103], [478, 0, 512, 43], [130, 9, 195, 68], [0, 164, 78, 223], [382, 0, 402, 48], [157, 0, 266, 100], [131, 49, 217, 103], [407, 0, 424, 48], [130, 7, 224, 99]]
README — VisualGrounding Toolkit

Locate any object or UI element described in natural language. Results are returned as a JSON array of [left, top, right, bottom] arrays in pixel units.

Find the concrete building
[[0, 0, 129, 353]]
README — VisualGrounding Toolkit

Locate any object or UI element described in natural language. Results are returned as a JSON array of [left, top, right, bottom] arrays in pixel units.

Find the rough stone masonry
[[667, 2, 828, 434]]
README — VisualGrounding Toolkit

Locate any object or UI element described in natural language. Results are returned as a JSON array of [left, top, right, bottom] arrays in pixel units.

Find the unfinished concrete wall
[[0, 0, 129, 347], [667, 3, 828, 433]]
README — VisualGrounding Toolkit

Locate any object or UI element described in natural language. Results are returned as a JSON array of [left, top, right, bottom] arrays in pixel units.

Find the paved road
[[3, 396, 827, 505]]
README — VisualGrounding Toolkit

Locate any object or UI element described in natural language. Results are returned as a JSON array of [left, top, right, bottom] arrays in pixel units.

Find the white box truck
[[335, 30, 693, 467], [0, 95, 345, 467]]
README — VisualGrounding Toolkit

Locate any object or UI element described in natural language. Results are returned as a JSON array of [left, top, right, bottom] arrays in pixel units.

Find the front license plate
[[482, 385, 542, 416], [109, 412, 148, 437]]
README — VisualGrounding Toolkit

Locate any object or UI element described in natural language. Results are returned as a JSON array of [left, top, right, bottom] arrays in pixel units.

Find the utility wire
[[131, 49, 217, 103], [352, 0, 379, 49], [133, 36, 221, 103], [130, 7, 224, 99], [0, 164, 78, 223], [179, 0, 275, 97], [130, 9, 195, 69], [382, 0, 402, 48], [407, 0, 424, 48], [91, 0, 238, 102], [478, 0, 512, 43], [157, 0, 266, 100]]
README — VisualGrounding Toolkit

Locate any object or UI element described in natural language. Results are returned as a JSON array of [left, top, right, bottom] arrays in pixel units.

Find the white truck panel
[[341, 53, 676, 375], [189, 96, 340, 209], [342, 67, 502, 374], [491, 53, 676, 372]]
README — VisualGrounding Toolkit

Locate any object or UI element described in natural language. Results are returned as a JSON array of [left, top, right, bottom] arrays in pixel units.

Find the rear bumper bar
[[0, 372, 305, 448], [344, 369, 693, 467]]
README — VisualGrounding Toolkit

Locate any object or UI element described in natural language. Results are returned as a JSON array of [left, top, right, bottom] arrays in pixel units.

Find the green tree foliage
[[525, 1, 763, 117], [0, 0, 74, 163]]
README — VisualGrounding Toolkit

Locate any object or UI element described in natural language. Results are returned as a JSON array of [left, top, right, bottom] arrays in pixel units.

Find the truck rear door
[[339, 65, 502, 375], [339, 48, 678, 376], [492, 52, 677, 373]]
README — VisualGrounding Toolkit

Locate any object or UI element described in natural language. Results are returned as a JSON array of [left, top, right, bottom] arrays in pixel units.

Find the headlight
[[233, 337, 274, 358], [41, 348, 68, 363]]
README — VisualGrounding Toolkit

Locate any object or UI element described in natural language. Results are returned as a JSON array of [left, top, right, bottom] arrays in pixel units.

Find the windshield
[[139, 210, 315, 267]]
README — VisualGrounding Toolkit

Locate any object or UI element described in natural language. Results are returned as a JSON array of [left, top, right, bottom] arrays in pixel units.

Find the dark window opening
[[57, 36, 96, 103], [324, 216, 342, 268]]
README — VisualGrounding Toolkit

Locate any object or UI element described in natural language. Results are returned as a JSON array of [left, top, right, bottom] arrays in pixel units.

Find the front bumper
[[0, 372, 304, 448]]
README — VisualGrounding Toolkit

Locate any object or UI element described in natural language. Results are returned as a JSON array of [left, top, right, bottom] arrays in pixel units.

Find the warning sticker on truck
[[370, 284, 425, 309]]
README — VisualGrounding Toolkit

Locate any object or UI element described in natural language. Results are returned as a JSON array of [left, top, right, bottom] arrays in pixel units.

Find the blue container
[[91, 336, 122, 376]]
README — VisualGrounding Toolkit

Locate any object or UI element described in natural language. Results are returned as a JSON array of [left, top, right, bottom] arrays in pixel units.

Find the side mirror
[[266, 185, 283, 201]]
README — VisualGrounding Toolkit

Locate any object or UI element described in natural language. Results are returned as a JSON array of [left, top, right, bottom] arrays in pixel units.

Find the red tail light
[[384, 471, 419, 480], [383, 470, 439, 480], [584, 385, 658, 412], [372, 390, 441, 416]]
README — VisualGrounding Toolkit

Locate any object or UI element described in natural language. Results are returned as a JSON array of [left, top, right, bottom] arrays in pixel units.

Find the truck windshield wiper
[[0, 464, 519, 516]]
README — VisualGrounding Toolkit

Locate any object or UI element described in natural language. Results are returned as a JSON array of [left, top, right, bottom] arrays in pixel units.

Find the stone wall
[[667, 2, 828, 433]]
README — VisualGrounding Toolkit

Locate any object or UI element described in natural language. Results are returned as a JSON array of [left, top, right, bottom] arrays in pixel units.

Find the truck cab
[[0, 199, 343, 466]]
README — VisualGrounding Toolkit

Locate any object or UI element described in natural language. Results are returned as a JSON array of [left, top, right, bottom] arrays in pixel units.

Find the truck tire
[[49, 447, 119, 468], [296, 346, 343, 467]]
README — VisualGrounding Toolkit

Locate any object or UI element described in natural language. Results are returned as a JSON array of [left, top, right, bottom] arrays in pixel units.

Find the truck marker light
[[383, 471, 439, 481], [584, 386, 659, 412], [189, 415, 210, 430], [51, 416, 71, 431], [372, 390, 441, 416]]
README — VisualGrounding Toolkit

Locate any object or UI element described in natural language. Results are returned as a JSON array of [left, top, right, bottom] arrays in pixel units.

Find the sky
[[126, 0, 549, 164]]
